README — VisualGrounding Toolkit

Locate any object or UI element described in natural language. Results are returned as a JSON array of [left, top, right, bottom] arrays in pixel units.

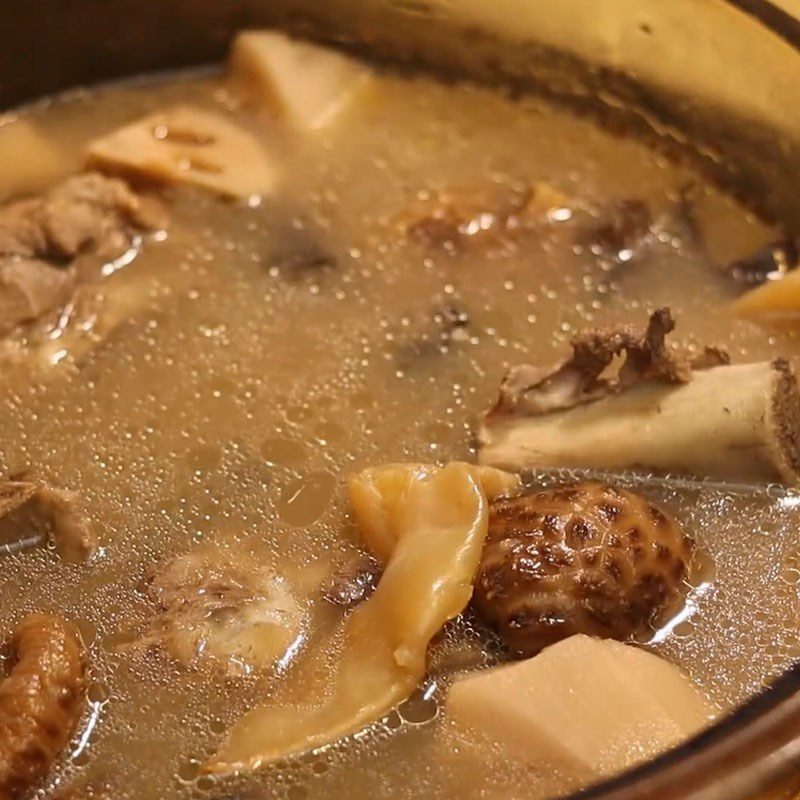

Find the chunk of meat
[[582, 199, 653, 262], [87, 107, 278, 200], [0, 172, 164, 264], [0, 260, 175, 384], [0, 475, 96, 562], [399, 182, 572, 255], [0, 260, 76, 338], [137, 549, 305, 677], [488, 308, 728, 419], [474, 482, 696, 656], [0, 615, 86, 800], [0, 173, 166, 337]]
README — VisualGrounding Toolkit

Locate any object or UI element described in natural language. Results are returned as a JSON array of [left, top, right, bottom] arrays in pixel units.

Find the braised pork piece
[[1, 29, 800, 800]]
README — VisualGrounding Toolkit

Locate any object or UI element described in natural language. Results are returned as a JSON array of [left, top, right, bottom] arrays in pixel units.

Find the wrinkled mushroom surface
[[474, 481, 696, 656]]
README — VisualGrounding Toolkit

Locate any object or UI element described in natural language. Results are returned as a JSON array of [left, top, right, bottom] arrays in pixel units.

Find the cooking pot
[[4, 2, 800, 797]]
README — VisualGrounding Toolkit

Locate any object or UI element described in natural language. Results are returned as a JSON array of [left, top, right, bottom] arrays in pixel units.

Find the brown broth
[[0, 62, 799, 800]]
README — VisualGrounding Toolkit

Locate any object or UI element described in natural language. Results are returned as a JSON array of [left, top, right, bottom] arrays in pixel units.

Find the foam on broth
[[1, 62, 799, 799]]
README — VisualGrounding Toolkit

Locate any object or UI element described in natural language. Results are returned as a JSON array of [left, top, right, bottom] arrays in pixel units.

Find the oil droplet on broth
[[195, 775, 216, 792], [261, 437, 307, 467], [314, 421, 346, 445], [398, 687, 439, 724], [176, 758, 200, 783], [185, 443, 223, 475], [384, 710, 403, 730], [278, 472, 337, 527], [77, 619, 98, 646], [87, 682, 112, 703]]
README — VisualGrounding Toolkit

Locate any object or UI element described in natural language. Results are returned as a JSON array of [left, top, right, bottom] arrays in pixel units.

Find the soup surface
[[1, 37, 800, 800]]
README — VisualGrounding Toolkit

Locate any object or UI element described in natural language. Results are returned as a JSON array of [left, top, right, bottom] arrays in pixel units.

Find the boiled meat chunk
[[0, 172, 164, 264], [0, 475, 96, 562], [0, 173, 165, 338], [0, 260, 75, 338], [86, 106, 278, 200], [139, 549, 305, 677]]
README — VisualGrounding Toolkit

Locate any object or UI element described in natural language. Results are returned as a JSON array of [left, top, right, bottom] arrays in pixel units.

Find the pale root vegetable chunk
[[86, 107, 278, 200], [229, 32, 373, 131], [447, 635, 715, 785], [732, 270, 800, 320], [204, 462, 520, 775], [0, 120, 72, 201]]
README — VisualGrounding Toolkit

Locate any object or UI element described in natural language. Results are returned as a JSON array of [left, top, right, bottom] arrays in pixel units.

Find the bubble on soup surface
[[277, 472, 336, 527], [314, 421, 346, 445], [176, 758, 201, 783], [185, 443, 223, 475], [398, 687, 439, 724], [87, 682, 112, 703], [260, 437, 307, 467]]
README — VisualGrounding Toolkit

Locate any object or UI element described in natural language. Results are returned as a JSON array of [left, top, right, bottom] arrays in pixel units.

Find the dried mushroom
[[474, 482, 695, 656]]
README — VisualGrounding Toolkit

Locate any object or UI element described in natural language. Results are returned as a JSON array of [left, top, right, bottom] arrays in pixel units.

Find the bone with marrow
[[479, 308, 800, 485]]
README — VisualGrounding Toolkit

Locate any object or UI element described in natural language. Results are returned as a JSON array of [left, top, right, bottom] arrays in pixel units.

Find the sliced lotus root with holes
[[86, 106, 278, 200]]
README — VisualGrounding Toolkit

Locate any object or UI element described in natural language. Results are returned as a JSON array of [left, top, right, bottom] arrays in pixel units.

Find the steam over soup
[[1, 30, 800, 800]]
